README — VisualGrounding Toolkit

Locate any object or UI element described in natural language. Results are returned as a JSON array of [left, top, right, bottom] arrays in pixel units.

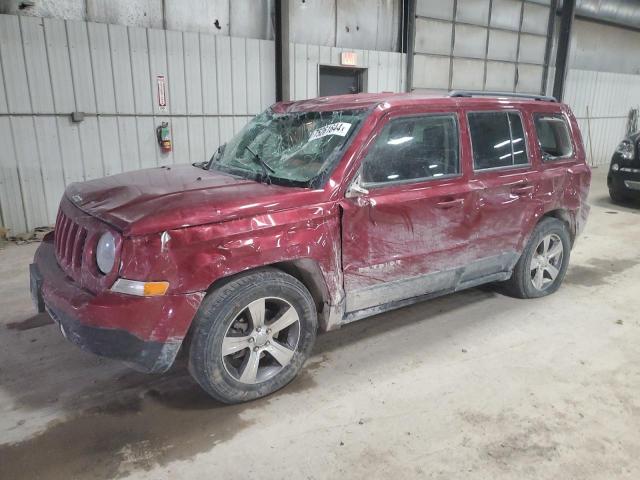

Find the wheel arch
[[543, 208, 575, 245], [204, 259, 331, 322]]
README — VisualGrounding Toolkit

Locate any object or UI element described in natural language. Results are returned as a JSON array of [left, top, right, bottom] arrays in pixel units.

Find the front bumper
[[31, 236, 204, 373], [608, 167, 640, 196]]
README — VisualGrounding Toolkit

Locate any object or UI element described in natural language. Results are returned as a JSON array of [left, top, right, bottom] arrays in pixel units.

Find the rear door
[[340, 107, 478, 313], [464, 109, 542, 269]]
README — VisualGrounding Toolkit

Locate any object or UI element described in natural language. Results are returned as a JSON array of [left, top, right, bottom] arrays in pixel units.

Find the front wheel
[[188, 268, 317, 404], [504, 218, 571, 299]]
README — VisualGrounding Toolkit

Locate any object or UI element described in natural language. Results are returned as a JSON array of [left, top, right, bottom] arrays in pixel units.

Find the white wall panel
[[0, 14, 280, 233], [97, 117, 121, 176], [246, 38, 262, 114], [165, 29, 186, 115], [11, 117, 48, 228], [412, 0, 551, 94], [485, 61, 516, 91], [0, 15, 32, 113], [200, 34, 219, 115], [34, 116, 66, 222], [259, 39, 276, 109], [183, 32, 203, 115], [78, 117, 103, 180], [559, 68, 640, 166], [216, 36, 233, 115], [451, 59, 484, 90], [0, 116, 27, 233], [56, 117, 84, 184], [109, 24, 135, 114], [117, 117, 140, 171], [456, 0, 490, 26], [231, 37, 248, 114], [87, 22, 117, 114], [413, 55, 450, 90], [417, 0, 454, 20], [515, 64, 543, 93], [414, 18, 452, 56], [187, 116, 205, 164], [490, 0, 522, 30], [2, 10, 398, 234], [129, 26, 153, 114], [453, 24, 487, 59], [67, 21, 97, 113], [147, 28, 168, 115], [218, 117, 234, 143], [21, 16, 55, 114], [487, 30, 518, 62]]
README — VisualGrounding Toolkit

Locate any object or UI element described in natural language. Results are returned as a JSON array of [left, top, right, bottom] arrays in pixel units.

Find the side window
[[468, 111, 529, 170], [361, 114, 459, 185], [534, 114, 574, 160]]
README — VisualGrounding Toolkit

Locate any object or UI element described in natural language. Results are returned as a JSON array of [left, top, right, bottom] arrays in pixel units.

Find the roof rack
[[448, 90, 557, 102]]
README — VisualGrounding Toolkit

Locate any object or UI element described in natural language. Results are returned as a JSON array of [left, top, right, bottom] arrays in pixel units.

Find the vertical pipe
[[405, 0, 416, 92], [274, 0, 283, 101], [553, 0, 575, 101], [541, 0, 558, 95]]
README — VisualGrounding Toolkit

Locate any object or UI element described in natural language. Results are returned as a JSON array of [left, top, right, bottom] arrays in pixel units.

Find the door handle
[[511, 184, 534, 196], [435, 198, 465, 209]]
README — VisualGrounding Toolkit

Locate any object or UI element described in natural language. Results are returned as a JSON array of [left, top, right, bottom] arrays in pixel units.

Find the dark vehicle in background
[[608, 132, 640, 203], [31, 91, 591, 404]]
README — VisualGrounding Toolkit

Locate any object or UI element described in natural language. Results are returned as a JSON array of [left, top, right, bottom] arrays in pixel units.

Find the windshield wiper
[[244, 145, 275, 183]]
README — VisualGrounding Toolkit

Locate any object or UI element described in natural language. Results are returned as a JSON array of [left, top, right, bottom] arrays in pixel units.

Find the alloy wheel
[[530, 233, 564, 291], [221, 297, 301, 384]]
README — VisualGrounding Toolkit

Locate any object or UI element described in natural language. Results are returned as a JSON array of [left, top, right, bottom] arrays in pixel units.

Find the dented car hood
[[65, 165, 320, 236]]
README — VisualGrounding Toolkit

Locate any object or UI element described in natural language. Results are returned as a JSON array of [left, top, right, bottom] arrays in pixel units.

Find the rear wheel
[[504, 218, 571, 299], [188, 269, 317, 404]]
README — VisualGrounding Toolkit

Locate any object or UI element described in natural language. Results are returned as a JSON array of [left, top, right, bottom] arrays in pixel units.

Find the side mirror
[[346, 176, 369, 198]]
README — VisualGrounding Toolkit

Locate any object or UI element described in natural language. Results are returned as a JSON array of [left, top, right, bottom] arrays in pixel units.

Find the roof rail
[[448, 90, 557, 102]]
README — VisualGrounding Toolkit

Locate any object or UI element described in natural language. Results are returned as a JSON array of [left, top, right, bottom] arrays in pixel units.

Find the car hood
[[66, 165, 320, 236]]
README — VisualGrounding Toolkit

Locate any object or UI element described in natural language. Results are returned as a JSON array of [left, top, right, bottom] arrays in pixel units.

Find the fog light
[[612, 163, 619, 171], [111, 279, 169, 296]]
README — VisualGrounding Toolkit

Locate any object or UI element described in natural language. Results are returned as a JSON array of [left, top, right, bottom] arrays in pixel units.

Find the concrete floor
[[1, 168, 639, 480]]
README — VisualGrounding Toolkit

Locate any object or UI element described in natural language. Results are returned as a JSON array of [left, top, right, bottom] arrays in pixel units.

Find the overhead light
[[388, 136, 413, 145]]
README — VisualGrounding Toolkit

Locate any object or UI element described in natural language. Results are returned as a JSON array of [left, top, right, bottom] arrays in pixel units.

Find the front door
[[340, 110, 476, 314]]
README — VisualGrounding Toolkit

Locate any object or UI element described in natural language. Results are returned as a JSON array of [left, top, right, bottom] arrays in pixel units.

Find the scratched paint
[[31, 92, 591, 373]]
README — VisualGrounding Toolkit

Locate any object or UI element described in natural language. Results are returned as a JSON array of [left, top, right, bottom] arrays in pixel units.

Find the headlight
[[96, 232, 116, 274], [615, 139, 635, 160], [612, 163, 619, 171]]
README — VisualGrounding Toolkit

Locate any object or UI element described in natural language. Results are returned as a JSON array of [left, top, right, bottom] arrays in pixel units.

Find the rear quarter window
[[534, 114, 574, 160]]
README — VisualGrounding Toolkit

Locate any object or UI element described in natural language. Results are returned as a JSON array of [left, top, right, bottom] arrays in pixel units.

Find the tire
[[188, 268, 317, 404], [504, 217, 571, 299], [609, 187, 630, 204]]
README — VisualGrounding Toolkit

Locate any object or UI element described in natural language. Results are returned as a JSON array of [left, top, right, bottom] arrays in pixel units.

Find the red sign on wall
[[340, 51, 357, 66], [157, 75, 167, 112]]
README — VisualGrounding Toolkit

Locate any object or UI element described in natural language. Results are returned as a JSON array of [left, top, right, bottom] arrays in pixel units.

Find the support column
[[552, 0, 575, 101], [275, 0, 291, 101]]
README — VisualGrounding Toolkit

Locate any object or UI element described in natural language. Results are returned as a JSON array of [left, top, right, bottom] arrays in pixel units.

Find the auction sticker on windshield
[[309, 122, 352, 141]]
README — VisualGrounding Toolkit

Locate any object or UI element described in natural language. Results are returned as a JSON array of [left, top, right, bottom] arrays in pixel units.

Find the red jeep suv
[[31, 91, 591, 403]]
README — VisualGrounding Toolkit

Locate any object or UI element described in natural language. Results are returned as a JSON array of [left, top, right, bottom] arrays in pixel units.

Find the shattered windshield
[[209, 108, 369, 187]]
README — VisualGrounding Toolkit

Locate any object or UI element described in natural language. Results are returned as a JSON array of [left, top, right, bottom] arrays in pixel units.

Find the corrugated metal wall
[[0, 14, 275, 234], [548, 68, 640, 167], [289, 43, 406, 100], [0, 13, 407, 235], [412, 0, 552, 94], [546, 19, 640, 167]]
